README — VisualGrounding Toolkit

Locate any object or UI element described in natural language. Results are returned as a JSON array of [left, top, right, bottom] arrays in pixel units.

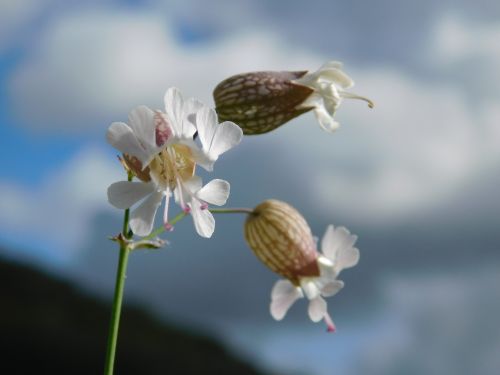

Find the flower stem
[[104, 173, 133, 375], [210, 207, 254, 214]]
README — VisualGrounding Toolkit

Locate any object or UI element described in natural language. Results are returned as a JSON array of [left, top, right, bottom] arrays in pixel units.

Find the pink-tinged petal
[[106, 122, 149, 162], [308, 296, 327, 323], [107, 181, 155, 209], [190, 202, 215, 238], [209, 121, 243, 159], [320, 280, 344, 298], [129, 191, 164, 236], [270, 280, 303, 321], [128, 106, 157, 152], [196, 179, 230, 206], [196, 105, 218, 151]]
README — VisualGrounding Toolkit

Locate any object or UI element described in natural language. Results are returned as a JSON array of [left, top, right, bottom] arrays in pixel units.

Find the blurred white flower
[[245, 200, 359, 331], [293, 61, 374, 132], [107, 88, 242, 237], [270, 225, 360, 332]]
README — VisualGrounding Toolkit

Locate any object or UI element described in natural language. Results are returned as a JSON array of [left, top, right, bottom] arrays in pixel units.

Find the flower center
[[149, 144, 195, 190]]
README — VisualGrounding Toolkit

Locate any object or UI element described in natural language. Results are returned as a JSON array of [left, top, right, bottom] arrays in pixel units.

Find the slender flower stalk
[[104, 173, 133, 375]]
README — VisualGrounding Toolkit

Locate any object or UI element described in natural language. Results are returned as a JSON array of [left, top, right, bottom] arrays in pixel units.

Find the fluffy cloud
[[0, 146, 122, 262], [7, 8, 500, 230], [8, 9, 316, 132]]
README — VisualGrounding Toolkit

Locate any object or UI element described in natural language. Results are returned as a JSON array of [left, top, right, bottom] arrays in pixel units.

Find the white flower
[[106, 88, 242, 237], [293, 61, 374, 132], [269, 225, 359, 332]]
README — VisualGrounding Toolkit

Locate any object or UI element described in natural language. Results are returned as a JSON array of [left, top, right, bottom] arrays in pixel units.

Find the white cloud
[[7, 9, 500, 229], [0, 146, 122, 261], [8, 9, 315, 132]]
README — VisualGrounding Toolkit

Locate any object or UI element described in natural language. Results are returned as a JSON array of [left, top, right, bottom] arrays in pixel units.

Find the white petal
[[209, 121, 243, 159], [129, 191, 164, 236], [106, 122, 148, 162], [190, 202, 215, 238], [128, 106, 157, 151], [336, 247, 360, 273], [107, 181, 155, 209], [320, 280, 344, 297], [314, 107, 340, 133], [308, 296, 327, 323], [184, 98, 204, 122], [318, 68, 354, 89], [319, 61, 344, 70], [164, 87, 184, 133], [196, 105, 218, 151], [321, 225, 359, 272], [196, 179, 230, 206], [270, 279, 303, 321], [300, 279, 321, 300]]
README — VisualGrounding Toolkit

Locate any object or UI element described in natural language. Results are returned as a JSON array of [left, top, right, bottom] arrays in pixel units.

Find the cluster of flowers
[[107, 62, 371, 331]]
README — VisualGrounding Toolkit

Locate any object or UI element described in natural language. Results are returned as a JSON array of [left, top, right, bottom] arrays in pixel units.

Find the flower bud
[[213, 71, 314, 135], [244, 200, 320, 284], [214, 61, 373, 135]]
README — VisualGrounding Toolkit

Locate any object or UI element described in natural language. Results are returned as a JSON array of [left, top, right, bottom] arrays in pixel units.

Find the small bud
[[244, 200, 320, 284], [121, 154, 151, 182], [214, 61, 373, 135], [214, 71, 314, 135]]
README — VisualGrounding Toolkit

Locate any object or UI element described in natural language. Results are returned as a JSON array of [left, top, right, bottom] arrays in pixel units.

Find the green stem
[[104, 173, 133, 375], [210, 207, 254, 214]]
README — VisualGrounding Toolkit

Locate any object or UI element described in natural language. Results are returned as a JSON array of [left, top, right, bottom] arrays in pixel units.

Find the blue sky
[[1, 1, 500, 374]]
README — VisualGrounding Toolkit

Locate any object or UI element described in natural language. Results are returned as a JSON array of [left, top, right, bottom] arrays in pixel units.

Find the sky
[[1, 1, 500, 374]]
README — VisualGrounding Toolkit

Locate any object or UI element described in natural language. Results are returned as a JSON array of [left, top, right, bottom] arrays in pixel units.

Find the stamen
[[164, 222, 174, 231], [183, 205, 191, 214], [324, 312, 336, 333], [200, 202, 208, 210], [339, 91, 374, 108], [162, 189, 171, 228]]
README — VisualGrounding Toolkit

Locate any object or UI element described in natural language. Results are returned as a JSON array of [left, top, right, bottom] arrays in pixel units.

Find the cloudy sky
[[1, 1, 499, 374]]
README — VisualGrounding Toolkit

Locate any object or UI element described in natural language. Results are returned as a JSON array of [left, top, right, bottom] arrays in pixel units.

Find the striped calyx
[[244, 200, 320, 284], [213, 71, 314, 135]]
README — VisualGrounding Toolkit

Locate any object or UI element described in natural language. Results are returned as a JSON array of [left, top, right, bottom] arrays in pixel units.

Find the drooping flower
[[244, 200, 359, 332], [106, 88, 243, 237], [213, 61, 373, 135]]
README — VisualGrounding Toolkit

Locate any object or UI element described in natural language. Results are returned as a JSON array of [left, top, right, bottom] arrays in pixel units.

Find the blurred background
[[1, 0, 499, 374]]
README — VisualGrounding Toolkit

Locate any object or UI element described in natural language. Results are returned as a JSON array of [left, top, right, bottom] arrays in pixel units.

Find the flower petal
[[308, 296, 327, 323], [190, 201, 215, 238], [321, 225, 359, 272], [270, 279, 303, 321], [164, 87, 184, 133], [209, 121, 243, 158], [320, 280, 344, 298], [129, 191, 164, 236], [196, 179, 230, 206], [318, 68, 354, 89], [314, 107, 340, 133], [106, 122, 149, 162], [128, 106, 157, 152], [107, 181, 155, 209], [196, 105, 219, 152]]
